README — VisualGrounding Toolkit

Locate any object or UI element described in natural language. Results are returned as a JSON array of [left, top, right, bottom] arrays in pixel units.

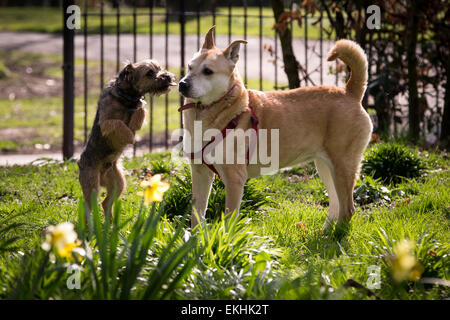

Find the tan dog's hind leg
[[191, 164, 215, 227], [79, 167, 100, 210], [315, 158, 339, 227], [100, 161, 126, 218], [128, 107, 146, 132], [330, 158, 358, 223]]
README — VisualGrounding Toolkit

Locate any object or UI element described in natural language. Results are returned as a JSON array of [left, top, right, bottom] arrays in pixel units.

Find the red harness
[[179, 87, 259, 178]]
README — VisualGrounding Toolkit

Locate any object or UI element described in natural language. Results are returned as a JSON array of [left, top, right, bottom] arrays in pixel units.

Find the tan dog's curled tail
[[327, 39, 368, 101]]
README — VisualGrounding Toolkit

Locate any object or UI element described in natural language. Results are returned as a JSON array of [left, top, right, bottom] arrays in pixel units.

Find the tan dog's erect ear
[[222, 40, 248, 64], [202, 25, 216, 50]]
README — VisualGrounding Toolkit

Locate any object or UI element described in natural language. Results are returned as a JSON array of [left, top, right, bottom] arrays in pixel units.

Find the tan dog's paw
[[128, 107, 146, 132]]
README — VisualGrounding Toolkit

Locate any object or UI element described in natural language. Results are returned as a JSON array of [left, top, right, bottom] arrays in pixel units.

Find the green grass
[[0, 7, 332, 39], [0, 142, 448, 299]]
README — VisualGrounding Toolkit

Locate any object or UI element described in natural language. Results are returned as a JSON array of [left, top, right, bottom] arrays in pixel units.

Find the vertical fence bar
[[83, 0, 88, 144], [228, 0, 232, 44], [165, 6, 169, 149], [319, 12, 323, 85], [149, 0, 154, 152], [179, 0, 185, 133], [436, 85, 440, 139], [243, 0, 248, 86], [212, 0, 216, 36], [63, 0, 74, 160], [133, 1, 137, 156], [116, 1, 120, 73], [133, 2, 137, 62], [304, 14, 308, 85], [258, 0, 263, 91], [100, 0, 104, 91], [274, 28, 278, 89], [196, 0, 201, 50], [335, 32, 338, 86]]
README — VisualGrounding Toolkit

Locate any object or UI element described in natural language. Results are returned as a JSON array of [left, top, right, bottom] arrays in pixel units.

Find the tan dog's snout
[[178, 78, 191, 97]]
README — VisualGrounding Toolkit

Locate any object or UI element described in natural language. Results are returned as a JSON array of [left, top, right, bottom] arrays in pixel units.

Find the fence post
[[179, 0, 185, 132], [63, 0, 75, 160]]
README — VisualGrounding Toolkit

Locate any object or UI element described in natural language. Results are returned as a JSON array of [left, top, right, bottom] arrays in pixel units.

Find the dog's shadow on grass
[[303, 221, 352, 258]]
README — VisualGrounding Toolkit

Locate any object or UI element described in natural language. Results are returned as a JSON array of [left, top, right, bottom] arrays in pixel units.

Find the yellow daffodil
[[58, 240, 84, 261], [390, 239, 424, 282], [42, 222, 85, 261], [139, 174, 170, 205]]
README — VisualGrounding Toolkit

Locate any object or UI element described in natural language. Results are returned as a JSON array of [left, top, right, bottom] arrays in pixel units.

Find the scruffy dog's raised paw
[[78, 60, 176, 216]]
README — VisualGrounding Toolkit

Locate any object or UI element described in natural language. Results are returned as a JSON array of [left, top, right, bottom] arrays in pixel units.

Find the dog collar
[[178, 84, 237, 112], [111, 85, 144, 109]]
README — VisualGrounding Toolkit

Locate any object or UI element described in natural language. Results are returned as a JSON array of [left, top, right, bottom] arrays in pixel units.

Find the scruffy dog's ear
[[119, 63, 135, 83]]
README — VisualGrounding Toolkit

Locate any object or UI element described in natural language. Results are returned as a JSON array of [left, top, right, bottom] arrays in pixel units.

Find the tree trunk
[[440, 64, 450, 150], [406, 1, 420, 142], [271, 0, 300, 89]]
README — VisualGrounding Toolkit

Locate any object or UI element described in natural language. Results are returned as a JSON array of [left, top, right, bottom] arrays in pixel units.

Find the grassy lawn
[[0, 142, 448, 299], [0, 7, 333, 39]]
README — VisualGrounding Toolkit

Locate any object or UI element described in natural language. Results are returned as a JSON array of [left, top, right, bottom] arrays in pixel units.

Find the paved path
[[0, 31, 340, 86], [0, 145, 164, 166]]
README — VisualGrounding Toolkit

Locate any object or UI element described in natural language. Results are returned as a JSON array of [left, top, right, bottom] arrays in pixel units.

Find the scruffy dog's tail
[[327, 39, 368, 102]]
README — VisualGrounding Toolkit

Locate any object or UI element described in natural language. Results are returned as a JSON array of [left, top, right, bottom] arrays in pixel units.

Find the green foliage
[[354, 176, 393, 206], [162, 164, 273, 222], [183, 212, 280, 299], [0, 148, 448, 300], [362, 143, 427, 185], [0, 214, 23, 253], [149, 158, 175, 175], [416, 233, 450, 280], [4, 198, 200, 299]]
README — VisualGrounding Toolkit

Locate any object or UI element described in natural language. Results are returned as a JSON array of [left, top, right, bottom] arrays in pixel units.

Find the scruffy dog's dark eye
[[146, 70, 155, 77], [203, 68, 213, 75]]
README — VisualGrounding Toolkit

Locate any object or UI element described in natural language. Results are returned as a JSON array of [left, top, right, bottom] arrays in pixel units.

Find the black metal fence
[[62, 0, 348, 159]]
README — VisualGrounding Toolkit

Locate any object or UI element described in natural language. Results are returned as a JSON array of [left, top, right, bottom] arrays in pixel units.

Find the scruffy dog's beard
[[145, 73, 177, 97]]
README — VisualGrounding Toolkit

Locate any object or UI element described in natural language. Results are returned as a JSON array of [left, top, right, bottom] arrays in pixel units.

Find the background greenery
[[0, 7, 330, 39]]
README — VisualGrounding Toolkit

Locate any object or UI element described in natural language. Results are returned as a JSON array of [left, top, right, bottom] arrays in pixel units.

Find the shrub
[[362, 143, 426, 185], [354, 176, 392, 206]]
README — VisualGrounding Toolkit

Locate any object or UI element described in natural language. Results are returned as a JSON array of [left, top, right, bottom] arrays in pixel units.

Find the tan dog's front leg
[[128, 107, 146, 132], [100, 119, 135, 148], [191, 164, 215, 227], [222, 165, 247, 218]]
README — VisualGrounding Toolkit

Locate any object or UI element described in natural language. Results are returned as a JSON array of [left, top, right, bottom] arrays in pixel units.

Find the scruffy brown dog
[[78, 59, 175, 214]]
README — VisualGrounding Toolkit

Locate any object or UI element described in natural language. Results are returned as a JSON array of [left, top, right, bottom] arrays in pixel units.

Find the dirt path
[[0, 31, 339, 86]]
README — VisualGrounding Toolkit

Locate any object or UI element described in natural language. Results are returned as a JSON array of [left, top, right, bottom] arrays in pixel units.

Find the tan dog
[[78, 59, 175, 215], [179, 26, 373, 228]]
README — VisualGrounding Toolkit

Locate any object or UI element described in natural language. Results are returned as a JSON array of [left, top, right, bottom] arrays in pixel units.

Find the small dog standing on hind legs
[[78, 59, 176, 216], [179, 26, 373, 229]]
